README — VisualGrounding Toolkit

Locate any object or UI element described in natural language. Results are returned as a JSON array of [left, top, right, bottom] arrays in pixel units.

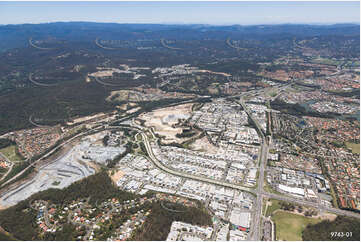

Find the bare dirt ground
[[0, 204, 8, 210], [189, 136, 218, 154], [66, 113, 105, 125], [88, 67, 123, 78], [109, 170, 125, 184], [139, 103, 194, 144], [85, 131, 108, 145], [106, 90, 130, 102], [87, 161, 101, 173], [116, 104, 128, 111], [312, 211, 337, 221], [126, 106, 141, 114], [199, 69, 231, 77]]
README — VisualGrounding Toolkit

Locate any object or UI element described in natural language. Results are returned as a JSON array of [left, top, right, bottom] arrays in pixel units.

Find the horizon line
[[1, 20, 360, 27]]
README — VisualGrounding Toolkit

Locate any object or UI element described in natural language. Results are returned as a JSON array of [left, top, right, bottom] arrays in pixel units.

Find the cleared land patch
[[272, 211, 322, 241], [139, 103, 194, 144], [0, 146, 23, 162], [188, 136, 218, 154], [345, 142, 360, 154]]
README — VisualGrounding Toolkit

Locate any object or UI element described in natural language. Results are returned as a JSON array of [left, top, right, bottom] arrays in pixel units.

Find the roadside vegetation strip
[[262, 198, 268, 216], [0, 166, 36, 193], [131, 201, 212, 241], [0, 161, 30, 186], [328, 182, 339, 209]]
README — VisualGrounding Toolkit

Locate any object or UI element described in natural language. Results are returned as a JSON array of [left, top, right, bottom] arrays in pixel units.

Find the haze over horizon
[[0, 1, 359, 25]]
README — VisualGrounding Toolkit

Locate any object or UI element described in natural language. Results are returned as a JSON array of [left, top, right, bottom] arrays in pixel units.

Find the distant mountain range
[[0, 22, 359, 52]]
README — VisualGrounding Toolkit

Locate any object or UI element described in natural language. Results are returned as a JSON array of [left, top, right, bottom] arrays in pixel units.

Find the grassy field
[[272, 211, 322, 241], [345, 142, 360, 154], [0, 145, 23, 162], [0, 231, 16, 241], [136, 133, 142, 142], [265, 199, 282, 217], [262, 198, 268, 216]]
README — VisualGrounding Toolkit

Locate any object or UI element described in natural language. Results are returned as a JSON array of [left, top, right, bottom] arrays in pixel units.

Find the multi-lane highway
[[238, 96, 268, 241], [249, 141, 269, 241]]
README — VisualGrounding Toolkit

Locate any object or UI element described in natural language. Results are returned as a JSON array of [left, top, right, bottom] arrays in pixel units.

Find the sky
[[0, 1, 359, 25]]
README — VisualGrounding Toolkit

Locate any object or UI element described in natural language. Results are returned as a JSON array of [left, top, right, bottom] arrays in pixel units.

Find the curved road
[[140, 132, 254, 194], [28, 73, 58, 87]]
